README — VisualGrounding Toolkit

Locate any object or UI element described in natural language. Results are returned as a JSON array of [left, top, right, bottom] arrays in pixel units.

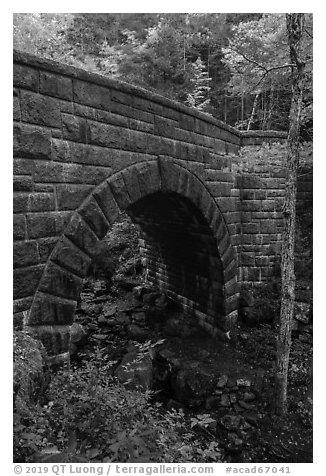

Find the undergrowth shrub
[[14, 345, 223, 463]]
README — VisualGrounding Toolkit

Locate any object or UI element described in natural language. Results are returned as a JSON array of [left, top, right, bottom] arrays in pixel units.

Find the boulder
[[102, 303, 118, 317], [216, 374, 228, 388], [14, 331, 47, 409], [127, 324, 148, 343], [154, 348, 182, 384], [70, 323, 88, 347], [115, 351, 154, 390], [79, 301, 103, 317], [171, 369, 216, 408], [294, 302, 311, 324]]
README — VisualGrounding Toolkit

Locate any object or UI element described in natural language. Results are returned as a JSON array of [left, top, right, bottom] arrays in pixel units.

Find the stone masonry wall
[[13, 50, 294, 350]]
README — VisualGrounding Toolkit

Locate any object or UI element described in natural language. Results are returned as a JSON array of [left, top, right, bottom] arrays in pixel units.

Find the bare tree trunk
[[247, 91, 260, 131], [274, 13, 306, 415], [266, 83, 275, 130]]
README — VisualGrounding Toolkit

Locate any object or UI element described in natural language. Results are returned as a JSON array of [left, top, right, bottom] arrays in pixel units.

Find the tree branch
[[227, 46, 268, 72]]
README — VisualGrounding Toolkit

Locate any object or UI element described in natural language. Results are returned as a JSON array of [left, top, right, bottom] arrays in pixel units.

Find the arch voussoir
[[27, 291, 76, 326], [38, 260, 83, 302], [159, 158, 180, 192], [108, 172, 133, 211], [64, 214, 102, 259], [135, 161, 161, 196], [26, 324, 71, 359], [78, 195, 111, 240], [92, 181, 121, 225], [51, 236, 92, 279]]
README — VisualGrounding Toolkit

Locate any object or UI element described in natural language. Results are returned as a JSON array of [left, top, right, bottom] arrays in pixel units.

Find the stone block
[[241, 175, 265, 189], [159, 159, 181, 193], [72, 103, 97, 120], [136, 161, 161, 196], [125, 129, 149, 153], [13, 95, 21, 121], [176, 169, 190, 196], [28, 192, 56, 212], [241, 253, 256, 266], [121, 167, 143, 203], [74, 79, 111, 109], [13, 175, 33, 192], [178, 113, 195, 132], [246, 267, 261, 281], [51, 139, 71, 162], [14, 123, 51, 159], [97, 109, 129, 127], [39, 71, 73, 100], [109, 172, 132, 211], [260, 220, 279, 234], [71, 140, 113, 166], [13, 296, 34, 314], [220, 243, 235, 269], [34, 185, 58, 195], [51, 237, 92, 278], [13, 214, 26, 240], [92, 182, 121, 225], [78, 196, 110, 239], [13, 64, 39, 91], [27, 212, 71, 239], [38, 237, 58, 262], [110, 89, 132, 106], [56, 184, 93, 211], [88, 120, 122, 148], [62, 113, 89, 143], [242, 223, 260, 234], [154, 116, 176, 138], [77, 165, 112, 186], [39, 260, 83, 301], [13, 194, 28, 213], [26, 324, 71, 355], [64, 214, 100, 258], [13, 241, 39, 268], [129, 118, 154, 133], [224, 259, 237, 282], [133, 95, 163, 115], [13, 264, 45, 299], [20, 91, 62, 128], [254, 190, 267, 200]]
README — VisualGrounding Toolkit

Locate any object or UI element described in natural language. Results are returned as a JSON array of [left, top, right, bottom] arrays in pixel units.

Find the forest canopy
[[13, 13, 313, 137]]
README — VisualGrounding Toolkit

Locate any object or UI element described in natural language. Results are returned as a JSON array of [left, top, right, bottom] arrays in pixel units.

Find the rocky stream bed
[[69, 266, 313, 463]]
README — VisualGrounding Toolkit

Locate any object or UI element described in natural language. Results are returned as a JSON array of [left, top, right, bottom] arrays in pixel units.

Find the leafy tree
[[186, 57, 212, 114], [117, 17, 195, 101], [222, 14, 312, 133]]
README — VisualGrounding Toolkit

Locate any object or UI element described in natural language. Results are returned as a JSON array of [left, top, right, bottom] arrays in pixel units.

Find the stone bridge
[[13, 50, 292, 363]]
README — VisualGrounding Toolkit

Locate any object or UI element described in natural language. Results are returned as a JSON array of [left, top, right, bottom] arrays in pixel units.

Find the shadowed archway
[[26, 159, 239, 363]]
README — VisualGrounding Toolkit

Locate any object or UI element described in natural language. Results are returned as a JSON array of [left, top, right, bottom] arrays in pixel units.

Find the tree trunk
[[247, 91, 260, 131], [274, 13, 306, 415], [266, 83, 275, 130]]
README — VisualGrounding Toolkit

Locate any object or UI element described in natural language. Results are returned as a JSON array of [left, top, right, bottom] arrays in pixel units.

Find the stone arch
[[26, 159, 239, 363]]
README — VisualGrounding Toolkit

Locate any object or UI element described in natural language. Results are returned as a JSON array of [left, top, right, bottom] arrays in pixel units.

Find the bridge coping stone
[[13, 49, 287, 146]]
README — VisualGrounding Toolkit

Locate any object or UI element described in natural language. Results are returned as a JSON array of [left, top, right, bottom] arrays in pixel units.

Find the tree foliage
[[13, 13, 312, 135]]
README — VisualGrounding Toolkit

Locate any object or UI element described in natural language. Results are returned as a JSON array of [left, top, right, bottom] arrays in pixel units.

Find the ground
[[72, 274, 313, 463], [14, 216, 313, 463]]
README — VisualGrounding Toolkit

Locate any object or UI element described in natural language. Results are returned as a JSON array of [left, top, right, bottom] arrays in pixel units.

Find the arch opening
[[26, 160, 239, 362], [127, 191, 225, 323]]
